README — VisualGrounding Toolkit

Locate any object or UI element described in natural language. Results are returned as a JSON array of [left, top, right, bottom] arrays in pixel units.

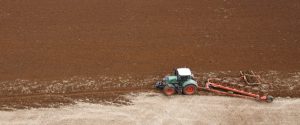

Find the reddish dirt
[[0, 0, 299, 110]]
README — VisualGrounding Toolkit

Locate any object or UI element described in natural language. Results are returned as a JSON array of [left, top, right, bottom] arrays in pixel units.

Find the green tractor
[[155, 68, 198, 95]]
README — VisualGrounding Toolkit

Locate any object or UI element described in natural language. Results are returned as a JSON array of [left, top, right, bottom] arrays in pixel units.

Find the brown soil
[[0, 0, 299, 110]]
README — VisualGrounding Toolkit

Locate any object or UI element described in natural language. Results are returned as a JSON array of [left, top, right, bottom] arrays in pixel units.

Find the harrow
[[202, 78, 273, 102]]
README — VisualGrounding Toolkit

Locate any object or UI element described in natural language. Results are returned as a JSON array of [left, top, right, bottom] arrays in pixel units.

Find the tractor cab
[[173, 68, 194, 82]]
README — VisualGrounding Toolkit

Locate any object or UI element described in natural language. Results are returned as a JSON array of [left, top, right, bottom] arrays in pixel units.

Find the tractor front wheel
[[183, 85, 197, 95], [163, 86, 175, 96]]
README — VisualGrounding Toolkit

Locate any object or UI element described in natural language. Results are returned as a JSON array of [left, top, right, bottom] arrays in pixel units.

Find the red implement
[[200, 79, 273, 102]]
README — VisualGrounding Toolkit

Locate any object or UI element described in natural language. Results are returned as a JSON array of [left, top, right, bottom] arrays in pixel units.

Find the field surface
[[0, 0, 299, 123]]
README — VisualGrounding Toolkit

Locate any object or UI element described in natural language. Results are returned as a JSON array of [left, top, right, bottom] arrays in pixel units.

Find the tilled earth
[[0, 0, 300, 110]]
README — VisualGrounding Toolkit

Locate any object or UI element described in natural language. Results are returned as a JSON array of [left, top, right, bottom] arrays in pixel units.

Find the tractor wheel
[[183, 85, 197, 95], [163, 86, 175, 96]]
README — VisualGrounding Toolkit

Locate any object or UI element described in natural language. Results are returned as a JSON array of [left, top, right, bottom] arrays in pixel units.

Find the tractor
[[155, 68, 198, 96]]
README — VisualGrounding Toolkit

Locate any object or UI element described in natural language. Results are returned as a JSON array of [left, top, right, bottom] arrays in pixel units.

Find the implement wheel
[[266, 95, 274, 103], [183, 85, 197, 95], [163, 86, 175, 96]]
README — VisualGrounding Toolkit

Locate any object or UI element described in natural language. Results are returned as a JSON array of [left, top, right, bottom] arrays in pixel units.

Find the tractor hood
[[164, 76, 177, 84]]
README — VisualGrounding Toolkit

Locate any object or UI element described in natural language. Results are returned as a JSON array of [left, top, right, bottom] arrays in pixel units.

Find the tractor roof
[[177, 68, 192, 76]]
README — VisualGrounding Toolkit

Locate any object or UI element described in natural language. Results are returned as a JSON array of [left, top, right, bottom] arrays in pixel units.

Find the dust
[[0, 93, 299, 125]]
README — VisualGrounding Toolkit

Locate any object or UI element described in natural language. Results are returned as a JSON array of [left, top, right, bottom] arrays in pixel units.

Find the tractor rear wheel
[[163, 86, 175, 96], [183, 85, 197, 95]]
